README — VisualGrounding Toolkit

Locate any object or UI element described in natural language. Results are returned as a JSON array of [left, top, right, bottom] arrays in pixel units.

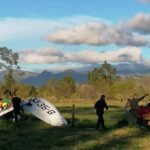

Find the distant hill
[[21, 63, 150, 86], [0, 70, 38, 83], [21, 70, 87, 86], [116, 63, 150, 76], [0, 63, 150, 87]]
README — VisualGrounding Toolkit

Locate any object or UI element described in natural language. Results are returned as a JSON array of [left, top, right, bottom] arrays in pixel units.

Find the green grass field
[[0, 101, 150, 150]]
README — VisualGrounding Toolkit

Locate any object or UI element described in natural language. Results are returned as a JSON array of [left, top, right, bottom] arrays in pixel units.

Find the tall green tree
[[99, 61, 117, 85], [88, 61, 117, 96], [39, 78, 60, 99], [38, 77, 76, 100], [88, 61, 117, 86], [0, 47, 20, 96], [58, 76, 76, 99]]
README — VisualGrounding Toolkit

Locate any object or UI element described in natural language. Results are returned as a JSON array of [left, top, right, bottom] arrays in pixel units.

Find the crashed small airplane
[[0, 98, 67, 126]]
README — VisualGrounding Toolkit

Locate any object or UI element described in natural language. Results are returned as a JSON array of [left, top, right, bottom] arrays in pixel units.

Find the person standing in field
[[12, 92, 23, 122], [124, 98, 132, 123], [130, 93, 148, 117], [126, 93, 148, 125], [94, 95, 108, 130]]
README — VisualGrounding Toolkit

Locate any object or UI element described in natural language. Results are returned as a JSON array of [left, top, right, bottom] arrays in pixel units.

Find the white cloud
[[1, 15, 149, 47], [20, 47, 65, 64], [45, 22, 108, 45], [20, 47, 142, 64], [19, 46, 150, 73], [121, 13, 150, 34], [66, 47, 142, 63], [0, 18, 52, 41], [0, 16, 102, 41], [45, 21, 150, 46]]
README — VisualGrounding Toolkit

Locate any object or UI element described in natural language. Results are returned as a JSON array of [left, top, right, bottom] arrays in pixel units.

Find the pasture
[[0, 101, 149, 150]]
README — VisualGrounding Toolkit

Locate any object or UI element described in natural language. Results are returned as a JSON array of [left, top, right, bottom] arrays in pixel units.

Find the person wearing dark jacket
[[94, 95, 108, 130], [12, 96, 22, 122]]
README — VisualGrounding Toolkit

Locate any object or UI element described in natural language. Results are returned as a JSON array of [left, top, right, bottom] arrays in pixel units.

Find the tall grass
[[0, 101, 149, 150]]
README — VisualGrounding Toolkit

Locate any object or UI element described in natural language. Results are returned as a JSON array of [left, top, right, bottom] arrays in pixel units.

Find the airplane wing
[[23, 98, 67, 126]]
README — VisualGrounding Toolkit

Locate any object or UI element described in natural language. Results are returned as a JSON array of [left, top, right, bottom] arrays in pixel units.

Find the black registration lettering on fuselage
[[32, 98, 56, 115]]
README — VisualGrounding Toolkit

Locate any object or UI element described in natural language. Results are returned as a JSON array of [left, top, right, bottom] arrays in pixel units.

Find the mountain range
[[0, 69, 87, 87], [0, 63, 150, 87], [21, 70, 87, 86]]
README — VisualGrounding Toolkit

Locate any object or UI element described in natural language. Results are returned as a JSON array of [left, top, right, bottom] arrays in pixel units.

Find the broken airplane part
[[23, 98, 68, 126], [0, 98, 67, 126]]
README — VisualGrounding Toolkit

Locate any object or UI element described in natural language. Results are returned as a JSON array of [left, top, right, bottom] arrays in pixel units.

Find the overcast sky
[[0, 0, 150, 72]]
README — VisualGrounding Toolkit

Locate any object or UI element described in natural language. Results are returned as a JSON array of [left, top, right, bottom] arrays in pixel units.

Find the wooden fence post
[[72, 104, 75, 127]]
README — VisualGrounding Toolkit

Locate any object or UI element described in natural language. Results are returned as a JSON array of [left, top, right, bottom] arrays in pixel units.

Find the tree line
[[0, 47, 149, 101]]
